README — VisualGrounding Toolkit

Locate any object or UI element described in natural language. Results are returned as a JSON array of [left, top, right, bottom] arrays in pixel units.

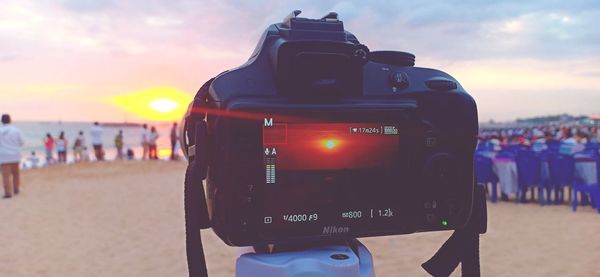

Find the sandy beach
[[1, 161, 600, 276]]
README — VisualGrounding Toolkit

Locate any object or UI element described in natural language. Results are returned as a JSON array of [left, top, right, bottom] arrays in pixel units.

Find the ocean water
[[12, 121, 181, 166]]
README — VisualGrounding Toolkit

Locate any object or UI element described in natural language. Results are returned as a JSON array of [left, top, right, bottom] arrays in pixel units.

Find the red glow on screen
[[263, 123, 398, 170]]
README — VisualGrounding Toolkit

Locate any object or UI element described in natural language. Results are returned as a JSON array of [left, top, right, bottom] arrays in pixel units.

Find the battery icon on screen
[[383, 126, 398, 135]]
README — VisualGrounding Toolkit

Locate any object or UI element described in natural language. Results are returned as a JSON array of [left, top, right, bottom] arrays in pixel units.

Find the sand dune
[[1, 161, 599, 276]]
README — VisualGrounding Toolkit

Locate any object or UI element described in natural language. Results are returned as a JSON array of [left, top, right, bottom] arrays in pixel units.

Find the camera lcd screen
[[260, 121, 407, 239], [263, 123, 399, 171]]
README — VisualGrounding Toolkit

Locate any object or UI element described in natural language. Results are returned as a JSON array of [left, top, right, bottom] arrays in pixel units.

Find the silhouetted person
[[115, 129, 124, 160], [73, 131, 85, 162], [0, 114, 25, 198], [148, 126, 159, 160], [141, 124, 149, 160], [28, 151, 40, 169], [90, 122, 104, 161], [44, 133, 55, 164], [170, 122, 179, 160], [56, 131, 68, 163], [126, 148, 135, 160]]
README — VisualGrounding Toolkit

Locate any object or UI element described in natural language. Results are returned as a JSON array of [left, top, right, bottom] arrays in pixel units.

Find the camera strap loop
[[184, 79, 214, 277]]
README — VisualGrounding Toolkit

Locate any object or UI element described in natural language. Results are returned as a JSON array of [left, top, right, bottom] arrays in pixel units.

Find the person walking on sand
[[0, 114, 25, 198], [73, 131, 85, 162], [115, 130, 124, 160], [148, 126, 159, 160], [90, 122, 104, 161], [44, 133, 55, 164], [170, 122, 179, 160], [141, 124, 149, 160], [56, 131, 68, 164]]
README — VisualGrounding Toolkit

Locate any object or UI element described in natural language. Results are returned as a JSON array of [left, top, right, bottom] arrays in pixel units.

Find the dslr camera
[[182, 11, 478, 247]]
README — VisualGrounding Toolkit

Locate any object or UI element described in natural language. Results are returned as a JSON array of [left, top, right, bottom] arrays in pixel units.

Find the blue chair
[[584, 142, 599, 150], [495, 151, 516, 159], [503, 144, 527, 153], [547, 141, 561, 153], [548, 154, 575, 204], [475, 154, 498, 203], [515, 150, 543, 204], [575, 151, 594, 206], [476, 141, 494, 152], [584, 143, 600, 156], [572, 155, 600, 213], [537, 151, 553, 204]]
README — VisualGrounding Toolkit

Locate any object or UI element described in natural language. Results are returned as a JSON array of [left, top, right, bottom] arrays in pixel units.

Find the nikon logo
[[322, 226, 350, 235]]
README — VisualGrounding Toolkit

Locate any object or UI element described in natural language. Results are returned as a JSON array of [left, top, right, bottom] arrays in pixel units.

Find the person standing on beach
[[81, 147, 91, 162], [141, 124, 149, 160], [148, 126, 159, 160], [28, 151, 40, 169], [115, 130, 124, 160], [126, 148, 134, 160], [27, 151, 40, 168], [0, 114, 25, 198], [44, 133, 55, 164], [73, 131, 85, 162], [90, 122, 104, 161], [170, 122, 179, 160], [56, 131, 68, 164]]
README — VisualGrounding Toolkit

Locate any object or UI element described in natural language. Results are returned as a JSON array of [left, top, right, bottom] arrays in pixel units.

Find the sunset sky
[[1, 0, 599, 122]]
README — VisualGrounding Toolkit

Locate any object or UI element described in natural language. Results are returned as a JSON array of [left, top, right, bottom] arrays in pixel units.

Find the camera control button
[[425, 213, 437, 223], [425, 136, 437, 147], [425, 77, 457, 91], [424, 200, 438, 209], [424, 202, 431, 209], [389, 72, 409, 90], [424, 201, 437, 209], [353, 48, 368, 60]]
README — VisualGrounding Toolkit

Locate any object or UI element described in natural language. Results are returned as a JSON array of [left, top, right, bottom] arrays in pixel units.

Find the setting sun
[[149, 98, 179, 113], [321, 139, 340, 151], [110, 87, 192, 122]]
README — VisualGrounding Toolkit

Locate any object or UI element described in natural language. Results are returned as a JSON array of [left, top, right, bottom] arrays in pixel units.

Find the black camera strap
[[184, 80, 213, 277], [422, 185, 487, 277], [184, 157, 209, 277]]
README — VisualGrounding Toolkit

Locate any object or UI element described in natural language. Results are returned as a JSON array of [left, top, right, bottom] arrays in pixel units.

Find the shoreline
[[19, 148, 184, 170]]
